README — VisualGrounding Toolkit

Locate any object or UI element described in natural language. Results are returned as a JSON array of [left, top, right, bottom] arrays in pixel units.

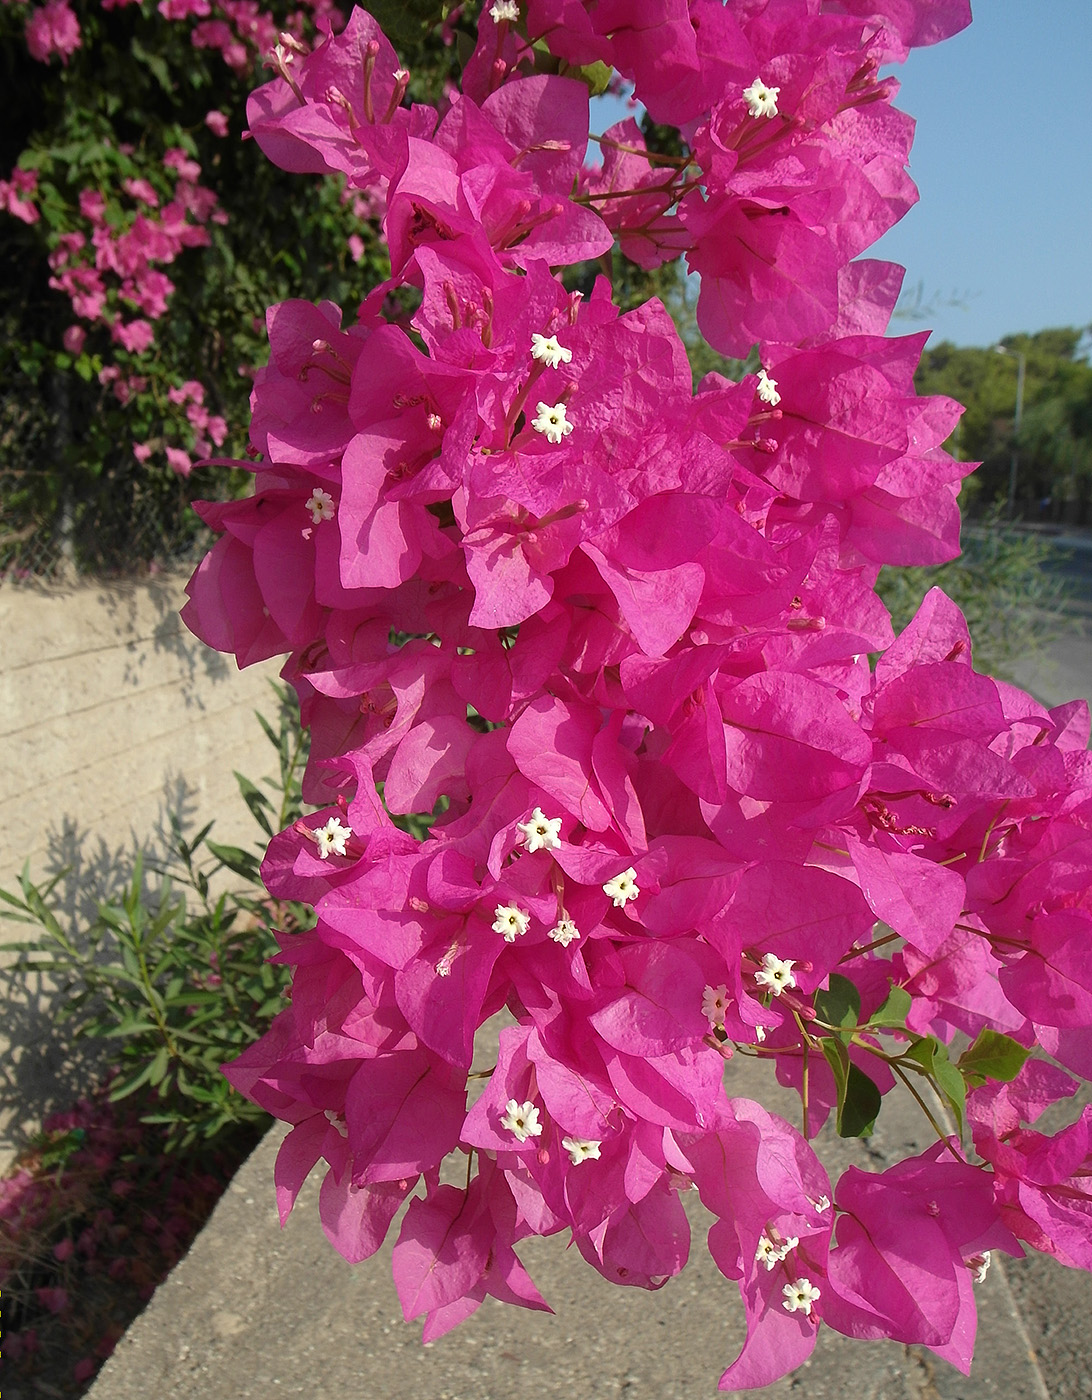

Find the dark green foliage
[[915, 327, 1092, 521]]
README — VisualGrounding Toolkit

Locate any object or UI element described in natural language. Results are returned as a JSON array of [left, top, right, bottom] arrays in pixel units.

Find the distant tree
[[915, 327, 1092, 522]]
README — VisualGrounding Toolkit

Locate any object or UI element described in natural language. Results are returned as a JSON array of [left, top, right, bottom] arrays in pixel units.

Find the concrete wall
[[0, 572, 283, 1163]]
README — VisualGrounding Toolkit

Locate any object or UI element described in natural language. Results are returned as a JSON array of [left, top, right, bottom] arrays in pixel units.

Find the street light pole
[[995, 344, 1027, 519]]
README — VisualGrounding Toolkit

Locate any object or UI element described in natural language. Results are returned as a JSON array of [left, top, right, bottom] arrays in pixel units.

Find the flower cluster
[[0, 0, 376, 490], [184, 2, 1092, 1389]]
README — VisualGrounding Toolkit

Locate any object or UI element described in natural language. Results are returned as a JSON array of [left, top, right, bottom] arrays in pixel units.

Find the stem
[[839, 930, 900, 962], [890, 1061, 964, 1161], [801, 1037, 810, 1141], [590, 135, 688, 167]]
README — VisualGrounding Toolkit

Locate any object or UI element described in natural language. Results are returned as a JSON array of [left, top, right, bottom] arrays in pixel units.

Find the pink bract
[[182, 2, 1092, 1391]]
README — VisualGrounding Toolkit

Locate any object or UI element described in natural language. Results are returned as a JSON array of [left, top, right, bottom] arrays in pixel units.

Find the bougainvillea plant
[[182, 1, 1092, 1388]]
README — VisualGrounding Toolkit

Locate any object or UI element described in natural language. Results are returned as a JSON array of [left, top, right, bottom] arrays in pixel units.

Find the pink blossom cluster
[[184, 2, 1092, 1389], [2, 1093, 236, 1385], [17, 146, 227, 469], [16, 0, 342, 72], [24, 0, 82, 62]]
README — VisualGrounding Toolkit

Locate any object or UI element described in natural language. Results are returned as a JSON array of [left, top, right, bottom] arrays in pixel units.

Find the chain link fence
[[0, 363, 236, 584]]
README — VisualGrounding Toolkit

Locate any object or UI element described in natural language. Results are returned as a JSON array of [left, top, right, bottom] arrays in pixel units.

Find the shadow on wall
[[97, 573, 233, 706]]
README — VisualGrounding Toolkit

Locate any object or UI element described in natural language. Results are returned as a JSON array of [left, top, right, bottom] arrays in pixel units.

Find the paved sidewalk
[[84, 1053, 1058, 1400]]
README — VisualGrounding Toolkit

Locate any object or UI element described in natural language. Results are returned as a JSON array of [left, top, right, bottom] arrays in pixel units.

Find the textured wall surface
[[0, 573, 283, 1163]]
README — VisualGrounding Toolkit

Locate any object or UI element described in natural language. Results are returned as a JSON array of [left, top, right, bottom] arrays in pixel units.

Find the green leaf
[[902, 1034, 941, 1073], [957, 1029, 1031, 1087], [933, 1053, 966, 1135], [820, 1038, 881, 1138], [902, 1036, 965, 1134], [206, 841, 261, 881], [813, 973, 861, 1030], [130, 36, 173, 94], [868, 984, 912, 1029], [574, 60, 614, 96], [234, 770, 274, 838]]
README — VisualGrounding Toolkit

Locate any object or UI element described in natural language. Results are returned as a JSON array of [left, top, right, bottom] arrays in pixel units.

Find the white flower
[[305, 487, 335, 523], [702, 984, 729, 1028], [743, 77, 780, 118], [603, 867, 639, 907], [323, 1109, 348, 1138], [517, 806, 562, 853], [754, 1024, 767, 1043], [311, 816, 353, 858], [782, 1277, 821, 1316], [501, 1098, 542, 1141], [561, 1136, 602, 1165], [756, 1232, 799, 1270], [530, 332, 572, 370], [489, 0, 519, 22], [532, 401, 574, 444], [549, 917, 581, 947], [811, 1194, 831, 1215], [754, 952, 796, 996], [492, 903, 531, 942], [756, 368, 781, 406], [435, 942, 459, 978], [968, 1251, 992, 1284]]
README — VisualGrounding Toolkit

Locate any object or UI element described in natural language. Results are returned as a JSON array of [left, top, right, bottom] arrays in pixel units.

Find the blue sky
[[871, 1, 1092, 347]]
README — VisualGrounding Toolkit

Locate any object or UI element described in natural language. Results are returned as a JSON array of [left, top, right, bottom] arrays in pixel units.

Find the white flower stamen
[[501, 1098, 542, 1141], [754, 952, 796, 996], [561, 1136, 602, 1165], [532, 401, 574, 444], [310, 816, 353, 858], [435, 941, 459, 978], [743, 77, 780, 119], [530, 332, 572, 370], [489, 0, 519, 22], [754, 1025, 767, 1043], [811, 1194, 831, 1215], [968, 1251, 992, 1284], [603, 867, 639, 907], [756, 368, 781, 406], [702, 984, 729, 1028], [549, 917, 581, 947], [305, 487, 336, 523], [492, 903, 531, 942], [756, 1232, 799, 1271], [323, 1109, 348, 1138], [782, 1277, 820, 1316], [517, 806, 562, 853]]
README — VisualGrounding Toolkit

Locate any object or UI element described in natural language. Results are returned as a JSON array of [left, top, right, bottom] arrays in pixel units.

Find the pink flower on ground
[[205, 109, 230, 137], [25, 0, 81, 63], [62, 325, 85, 354]]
